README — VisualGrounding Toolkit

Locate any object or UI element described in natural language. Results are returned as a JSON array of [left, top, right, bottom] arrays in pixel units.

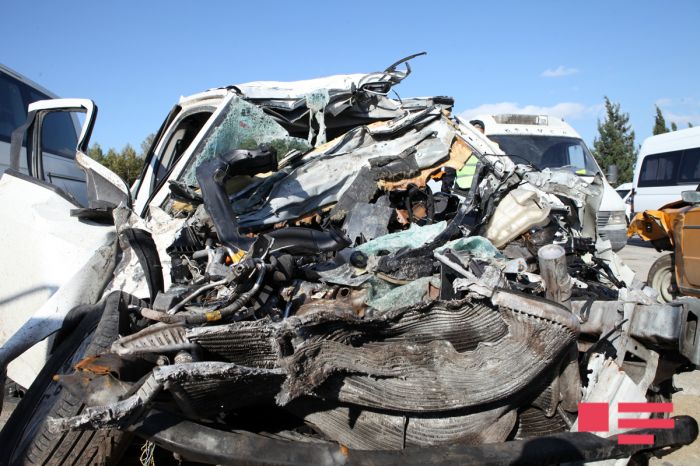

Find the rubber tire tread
[[0, 292, 140, 466]]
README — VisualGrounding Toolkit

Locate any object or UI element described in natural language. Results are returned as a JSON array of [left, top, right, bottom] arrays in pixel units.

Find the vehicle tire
[[0, 292, 136, 466], [647, 254, 677, 303]]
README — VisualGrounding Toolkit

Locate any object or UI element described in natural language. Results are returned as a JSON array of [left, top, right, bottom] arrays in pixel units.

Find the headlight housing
[[606, 211, 627, 225]]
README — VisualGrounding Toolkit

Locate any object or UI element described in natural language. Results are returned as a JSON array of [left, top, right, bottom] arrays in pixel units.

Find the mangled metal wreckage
[[1, 56, 699, 465]]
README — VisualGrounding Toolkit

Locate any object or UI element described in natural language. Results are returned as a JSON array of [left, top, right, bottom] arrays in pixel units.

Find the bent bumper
[[133, 410, 698, 466]]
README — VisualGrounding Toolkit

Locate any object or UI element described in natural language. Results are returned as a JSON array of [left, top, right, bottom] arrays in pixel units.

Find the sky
[[2, 1, 699, 152]]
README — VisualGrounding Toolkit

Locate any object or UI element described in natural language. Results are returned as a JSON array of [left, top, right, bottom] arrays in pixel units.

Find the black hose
[[204, 263, 266, 323], [121, 228, 164, 303], [263, 227, 350, 255], [195, 145, 277, 252], [142, 262, 267, 325]]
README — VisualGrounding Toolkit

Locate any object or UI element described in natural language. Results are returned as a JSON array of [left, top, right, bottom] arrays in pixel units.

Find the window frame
[[37, 109, 80, 159], [149, 108, 215, 192], [637, 150, 696, 187], [678, 147, 700, 185]]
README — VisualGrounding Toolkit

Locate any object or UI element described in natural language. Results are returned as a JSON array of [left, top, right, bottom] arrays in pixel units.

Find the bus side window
[[0, 73, 26, 143], [679, 148, 700, 183], [639, 151, 681, 187]]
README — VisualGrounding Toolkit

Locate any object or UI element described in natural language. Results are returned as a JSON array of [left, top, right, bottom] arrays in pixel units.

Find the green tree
[[88, 143, 105, 163], [653, 105, 669, 135], [86, 143, 145, 185], [140, 133, 155, 157], [671, 121, 678, 131], [689, 122, 694, 128], [111, 144, 143, 185], [592, 96, 637, 184], [86, 133, 154, 186]]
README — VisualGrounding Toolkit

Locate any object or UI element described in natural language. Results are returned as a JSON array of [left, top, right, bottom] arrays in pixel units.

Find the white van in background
[[631, 127, 700, 214], [472, 113, 628, 251], [0, 64, 86, 205]]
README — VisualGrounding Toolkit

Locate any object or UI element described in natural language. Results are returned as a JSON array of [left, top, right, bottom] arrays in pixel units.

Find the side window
[[40, 111, 78, 159], [151, 111, 212, 189], [638, 151, 681, 187], [567, 144, 585, 168], [26, 88, 48, 104], [0, 73, 27, 143], [679, 148, 700, 184]]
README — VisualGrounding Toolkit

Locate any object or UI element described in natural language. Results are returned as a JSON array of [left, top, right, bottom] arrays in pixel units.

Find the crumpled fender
[[0, 238, 118, 389]]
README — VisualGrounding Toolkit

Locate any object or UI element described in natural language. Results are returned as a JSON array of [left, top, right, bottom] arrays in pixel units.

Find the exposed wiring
[[167, 278, 228, 315]]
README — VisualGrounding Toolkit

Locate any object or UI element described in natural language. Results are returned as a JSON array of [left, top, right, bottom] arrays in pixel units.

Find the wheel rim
[[652, 265, 674, 303]]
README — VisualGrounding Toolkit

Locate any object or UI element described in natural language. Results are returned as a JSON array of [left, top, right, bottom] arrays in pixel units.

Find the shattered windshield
[[489, 135, 600, 176], [181, 96, 311, 186]]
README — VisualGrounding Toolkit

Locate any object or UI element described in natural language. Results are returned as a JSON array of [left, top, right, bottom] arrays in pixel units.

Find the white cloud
[[655, 97, 700, 127], [665, 111, 700, 128], [458, 101, 594, 121], [541, 65, 579, 78]]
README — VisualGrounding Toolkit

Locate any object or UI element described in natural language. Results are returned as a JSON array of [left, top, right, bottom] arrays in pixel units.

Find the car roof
[[178, 72, 379, 106], [639, 126, 700, 156], [0, 63, 59, 99]]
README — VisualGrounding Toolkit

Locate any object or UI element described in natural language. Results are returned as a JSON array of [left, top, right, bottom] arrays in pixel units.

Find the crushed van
[[0, 54, 698, 466]]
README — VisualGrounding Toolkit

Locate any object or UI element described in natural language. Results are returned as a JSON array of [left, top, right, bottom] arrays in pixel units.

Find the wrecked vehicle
[[628, 189, 700, 302], [0, 54, 699, 465]]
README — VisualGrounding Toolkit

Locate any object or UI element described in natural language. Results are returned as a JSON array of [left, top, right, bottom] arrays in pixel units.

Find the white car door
[[0, 99, 128, 388], [39, 111, 89, 206]]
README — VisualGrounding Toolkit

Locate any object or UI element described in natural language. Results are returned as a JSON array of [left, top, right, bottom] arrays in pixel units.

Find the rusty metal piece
[[395, 209, 411, 225], [55, 371, 131, 407], [428, 280, 441, 300], [74, 352, 124, 376], [48, 373, 162, 433]]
